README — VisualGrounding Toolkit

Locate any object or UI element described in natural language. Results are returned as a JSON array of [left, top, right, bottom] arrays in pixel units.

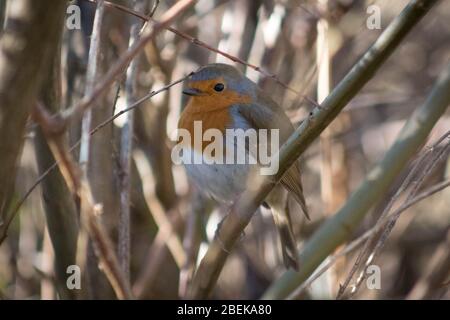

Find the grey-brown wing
[[234, 92, 309, 219]]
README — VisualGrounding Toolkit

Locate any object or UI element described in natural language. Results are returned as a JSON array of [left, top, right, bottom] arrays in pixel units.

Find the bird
[[177, 63, 309, 270]]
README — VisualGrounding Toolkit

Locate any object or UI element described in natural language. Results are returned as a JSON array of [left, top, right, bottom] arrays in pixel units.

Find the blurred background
[[0, 0, 449, 299]]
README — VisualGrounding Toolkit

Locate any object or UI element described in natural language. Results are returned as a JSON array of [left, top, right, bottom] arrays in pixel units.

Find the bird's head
[[182, 64, 255, 110]]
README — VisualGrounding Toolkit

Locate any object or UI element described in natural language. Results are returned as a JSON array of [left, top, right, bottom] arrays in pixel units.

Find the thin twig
[[32, 102, 133, 300], [337, 130, 450, 299], [74, 1, 105, 296], [132, 201, 186, 298], [118, 0, 145, 284], [315, 0, 336, 297], [131, 151, 186, 298], [0, 162, 55, 245], [336, 152, 428, 298], [46, 0, 197, 133], [190, 0, 440, 299], [342, 137, 450, 299], [79, 0, 105, 171], [91, 74, 191, 135], [83, 0, 318, 107], [149, 0, 160, 17], [407, 228, 450, 299], [0, 76, 188, 245], [119, 93, 135, 280], [289, 178, 450, 299], [179, 190, 203, 298], [289, 231, 369, 299]]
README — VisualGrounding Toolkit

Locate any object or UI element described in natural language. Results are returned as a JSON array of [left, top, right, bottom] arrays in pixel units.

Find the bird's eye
[[214, 83, 225, 92]]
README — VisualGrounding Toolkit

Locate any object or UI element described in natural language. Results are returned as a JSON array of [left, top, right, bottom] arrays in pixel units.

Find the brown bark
[[0, 0, 69, 233], [34, 1, 79, 300]]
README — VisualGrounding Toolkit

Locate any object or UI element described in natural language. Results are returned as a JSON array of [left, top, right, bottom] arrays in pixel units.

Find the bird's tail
[[271, 204, 299, 271]]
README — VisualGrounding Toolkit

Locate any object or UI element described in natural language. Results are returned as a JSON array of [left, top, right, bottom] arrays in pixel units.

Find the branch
[[131, 153, 186, 297], [263, 59, 450, 299], [118, 0, 145, 284], [407, 228, 450, 299], [179, 191, 203, 298], [33, 0, 79, 299], [338, 132, 450, 299], [83, 0, 317, 106], [0, 0, 68, 225], [187, 0, 439, 299], [79, 0, 105, 171], [43, 0, 197, 133], [32, 102, 133, 300], [132, 205, 185, 298], [288, 178, 450, 299], [0, 75, 189, 245], [149, 0, 160, 17]]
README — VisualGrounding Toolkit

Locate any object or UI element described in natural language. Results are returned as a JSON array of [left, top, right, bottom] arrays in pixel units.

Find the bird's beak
[[182, 87, 204, 96]]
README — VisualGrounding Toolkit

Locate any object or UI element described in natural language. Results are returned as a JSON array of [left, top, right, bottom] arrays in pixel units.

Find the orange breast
[[178, 99, 232, 152], [178, 82, 252, 153]]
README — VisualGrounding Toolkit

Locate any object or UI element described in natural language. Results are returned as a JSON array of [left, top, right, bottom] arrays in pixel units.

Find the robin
[[177, 63, 309, 270]]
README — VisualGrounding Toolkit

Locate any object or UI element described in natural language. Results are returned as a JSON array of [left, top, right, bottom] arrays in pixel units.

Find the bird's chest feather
[[178, 105, 232, 150], [178, 103, 255, 203]]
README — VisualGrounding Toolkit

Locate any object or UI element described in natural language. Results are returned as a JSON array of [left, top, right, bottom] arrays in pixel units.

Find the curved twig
[[187, 0, 440, 299]]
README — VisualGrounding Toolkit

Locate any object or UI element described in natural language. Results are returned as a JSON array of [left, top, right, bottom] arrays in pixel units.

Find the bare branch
[[187, 0, 440, 299], [83, 0, 318, 106], [339, 136, 450, 299], [0, 75, 188, 245], [0, 0, 69, 225], [131, 152, 187, 298], [289, 178, 450, 299], [149, 0, 160, 17], [407, 228, 450, 299], [79, 0, 105, 170], [41, 0, 197, 133], [32, 102, 133, 300], [118, 0, 145, 284], [264, 57, 450, 299]]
